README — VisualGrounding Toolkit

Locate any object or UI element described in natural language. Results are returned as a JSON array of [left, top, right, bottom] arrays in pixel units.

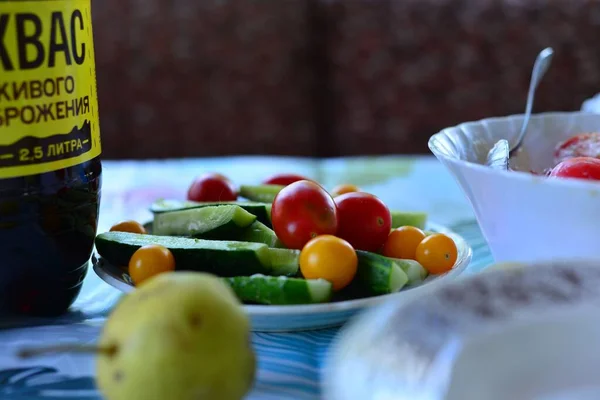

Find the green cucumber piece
[[355, 250, 409, 295], [152, 205, 256, 238], [150, 199, 272, 226], [237, 221, 285, 248], [391, 258, 428, 285], [239, 184, 284, 203], [224, 274, 332, 305], [95, 232, 299, 277], [390, 211, 427, 229], [268, 248, 300, 272]]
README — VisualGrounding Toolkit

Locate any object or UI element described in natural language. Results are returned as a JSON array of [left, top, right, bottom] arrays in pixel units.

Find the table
[[0, 155, 494, 399]]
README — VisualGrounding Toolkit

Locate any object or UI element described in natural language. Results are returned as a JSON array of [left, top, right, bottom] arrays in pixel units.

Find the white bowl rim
[[428, 111, 600, 192]]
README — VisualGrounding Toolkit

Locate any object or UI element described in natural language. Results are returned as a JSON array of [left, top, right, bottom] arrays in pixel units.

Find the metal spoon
[[486, 47, 555, 170]]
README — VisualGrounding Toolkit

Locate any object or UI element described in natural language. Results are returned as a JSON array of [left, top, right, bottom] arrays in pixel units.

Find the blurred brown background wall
[[92, 0, 600, 159]]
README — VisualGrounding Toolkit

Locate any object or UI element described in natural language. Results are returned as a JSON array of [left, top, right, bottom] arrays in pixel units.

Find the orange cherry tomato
[[129, 244, 176, 286], [382, 226, 426, 260], [299, 235, 358, 291], [415, 233, 457, 274], [331, 184, 360, 197], [110, 220, 147, 234]]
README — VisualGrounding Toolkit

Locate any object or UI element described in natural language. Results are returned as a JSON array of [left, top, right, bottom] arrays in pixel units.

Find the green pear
[[95, 272, 256, 400]]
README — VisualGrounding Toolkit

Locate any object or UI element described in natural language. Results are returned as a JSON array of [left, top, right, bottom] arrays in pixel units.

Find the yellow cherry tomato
[[129, 244, 176, 286], [299, 235, 358, 291], [110, 220, 147, 234], [331, 184, 360, 197], [382, 226, 426, 260], [415, 233, 457, 274]]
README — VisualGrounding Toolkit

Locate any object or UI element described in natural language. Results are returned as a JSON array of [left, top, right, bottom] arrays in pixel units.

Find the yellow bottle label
[[0, 0, 101, 179]]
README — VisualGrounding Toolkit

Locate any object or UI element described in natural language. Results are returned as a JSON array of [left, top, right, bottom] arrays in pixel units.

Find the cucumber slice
[[150, 199, 272, 226], [268, 248, 300, 272], [224, 274, 332, 305], [239, 184, 284, 203], [355, 250, 409, 295], [390, 211, 427, 229], [391, 258, 428, 285], [237, 221, 285, 248], [95, 232, 299, 277], [152, 205, 256, 238]]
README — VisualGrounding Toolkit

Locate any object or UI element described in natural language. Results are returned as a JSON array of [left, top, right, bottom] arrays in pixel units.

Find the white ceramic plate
[[93, 222, 471, 332]]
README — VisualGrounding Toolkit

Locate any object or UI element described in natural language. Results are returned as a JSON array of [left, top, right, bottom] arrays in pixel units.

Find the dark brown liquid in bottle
[[0, 157, 101, 316]]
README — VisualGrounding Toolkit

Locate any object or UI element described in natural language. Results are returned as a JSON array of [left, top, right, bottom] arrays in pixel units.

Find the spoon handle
[[513, 47, 554, 151]]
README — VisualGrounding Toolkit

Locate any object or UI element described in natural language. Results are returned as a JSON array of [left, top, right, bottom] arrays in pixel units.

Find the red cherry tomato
[[549, 157, 600, 181], [334, 192, 391, 252], [271, 180, 338, 249], [187, 173, 238, 202], [554, 132, 600, 165], [209, 172, 230, 181], [263, 173, 310, 186]]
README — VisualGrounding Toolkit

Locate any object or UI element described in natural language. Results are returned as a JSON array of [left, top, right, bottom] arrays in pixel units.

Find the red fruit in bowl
[[554, 132, 600, 165], [334, 192, 391, 252], [187, 173, 238, 202], [263, 173, 310, 186], [549, 157, 600, 181]]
